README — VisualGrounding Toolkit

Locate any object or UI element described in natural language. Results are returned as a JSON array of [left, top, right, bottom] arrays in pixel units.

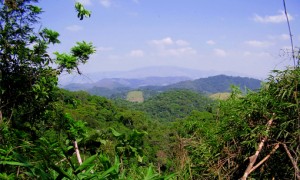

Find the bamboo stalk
[[241, 114, 275, 180], [74, 140, 82, 165], [282, 143, 300, 180], [249, 143, 280, 174]]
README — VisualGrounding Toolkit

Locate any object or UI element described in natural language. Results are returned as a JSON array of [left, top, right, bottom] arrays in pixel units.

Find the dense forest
[[1, 1, 299, 179]]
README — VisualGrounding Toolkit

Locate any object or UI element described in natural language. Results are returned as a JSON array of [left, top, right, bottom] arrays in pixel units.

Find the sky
[[39, 0, 300, 79]]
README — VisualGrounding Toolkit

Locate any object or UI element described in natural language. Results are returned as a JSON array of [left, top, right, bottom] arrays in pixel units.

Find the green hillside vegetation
[[126, 91, 144, 103], [57, 89, 187, 177], [127, 90, 214, 122], [1, 1, 299, 179]]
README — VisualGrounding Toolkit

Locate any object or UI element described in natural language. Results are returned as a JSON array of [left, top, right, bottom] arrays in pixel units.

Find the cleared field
[[126, 91, 144, 103], [209, 92, 231, 100]]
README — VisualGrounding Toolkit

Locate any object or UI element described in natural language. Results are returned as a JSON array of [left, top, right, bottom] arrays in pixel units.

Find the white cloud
[[206, 40, 216, 45], [129, 50, 144, 57], [253, 11, 293, 23], [176, 40, 189, 46], [150, 37, 191, 47], [214, 48, 227, 57], [65, 25, 83, 32], [150, 37, 174, 47], [99, 0, 112, 8], [76, 0, 92, 6], [245, 40, 273, 48], [149, 37, 195, 57]]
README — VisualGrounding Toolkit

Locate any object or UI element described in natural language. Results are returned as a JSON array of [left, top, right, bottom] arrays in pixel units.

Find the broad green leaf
[[75, 154, 97, 173], [110, 128, 123, 137], [97, 163, 119, 179]]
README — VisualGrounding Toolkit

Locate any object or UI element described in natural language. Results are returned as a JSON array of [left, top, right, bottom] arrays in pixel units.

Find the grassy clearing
[[126, 91, 144, 103], [209, 92, 231, 100]]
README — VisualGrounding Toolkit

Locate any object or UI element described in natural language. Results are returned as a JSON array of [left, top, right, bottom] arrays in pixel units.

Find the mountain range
[[59, 66, 258, 86], [63, 74, 262, 99]]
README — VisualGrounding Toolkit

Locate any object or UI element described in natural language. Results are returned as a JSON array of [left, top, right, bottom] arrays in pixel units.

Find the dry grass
[[126, 91, 144, 103], [209, 92, 231, 100]]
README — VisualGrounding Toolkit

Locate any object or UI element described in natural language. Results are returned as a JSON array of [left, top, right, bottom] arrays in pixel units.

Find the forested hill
[[158, 75, 262, 93]]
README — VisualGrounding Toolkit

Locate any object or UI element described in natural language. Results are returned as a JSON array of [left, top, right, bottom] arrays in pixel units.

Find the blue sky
[[39, 0, 300, 78]]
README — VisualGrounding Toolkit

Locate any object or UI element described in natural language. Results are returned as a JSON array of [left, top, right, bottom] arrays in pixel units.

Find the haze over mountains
[[59, 66, 260, 86], [64, 76, 191, 91]]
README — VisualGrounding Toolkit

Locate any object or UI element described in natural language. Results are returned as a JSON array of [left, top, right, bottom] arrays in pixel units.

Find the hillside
[[162, 74, 261, 93], [118, 89, 214, 122], [63, 76, 190, 91]]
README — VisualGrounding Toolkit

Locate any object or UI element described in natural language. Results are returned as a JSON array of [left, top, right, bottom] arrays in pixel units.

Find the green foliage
[[41, 28, 60, 44], [71, 41, 95, 62], [75, 2, 91, 20], [134, 90, 214, 122], [111, 128, 147, 163], [55, 41, 95, 74], [0, 0, 95, 129], [58, 90, 175, 177], [63, 113, 87, 140]]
